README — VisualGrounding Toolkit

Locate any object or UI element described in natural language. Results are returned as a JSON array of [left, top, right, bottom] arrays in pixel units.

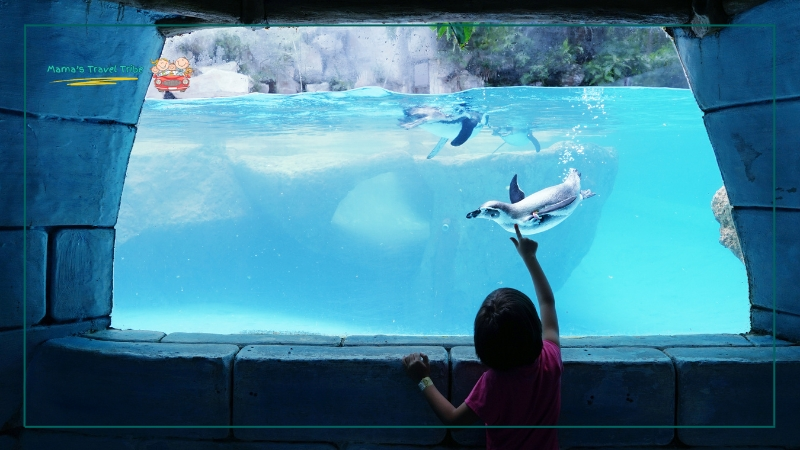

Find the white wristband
[[418, 376, 433, 391]]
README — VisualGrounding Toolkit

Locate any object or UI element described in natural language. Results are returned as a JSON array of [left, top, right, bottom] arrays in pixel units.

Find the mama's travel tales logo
[[48, 63, 144, 86], [150, 57, 193, 93]]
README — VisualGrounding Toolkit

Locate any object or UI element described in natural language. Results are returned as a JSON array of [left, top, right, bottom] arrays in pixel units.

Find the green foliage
[[434, 26, 679, 87], [431, 23, 477, 49], [214, 32, 248, 62], [585, 54, 634, 84], [329, 78, 352, 91], [582, 27, 676, 85]]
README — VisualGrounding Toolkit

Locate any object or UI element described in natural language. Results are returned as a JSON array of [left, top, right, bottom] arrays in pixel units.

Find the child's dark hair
[[474, 287, 543, 371]]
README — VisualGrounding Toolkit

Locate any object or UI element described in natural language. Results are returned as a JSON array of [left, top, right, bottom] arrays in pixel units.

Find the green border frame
[[22, 21, 778, 431]]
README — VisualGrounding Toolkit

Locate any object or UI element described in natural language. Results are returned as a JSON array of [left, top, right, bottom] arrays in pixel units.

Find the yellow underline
[[51, 76, 139, 85]]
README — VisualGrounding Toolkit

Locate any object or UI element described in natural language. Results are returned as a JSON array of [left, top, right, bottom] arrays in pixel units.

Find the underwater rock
[[231, 141, 616, 300], [118, 141, 616, 326], [711, 186, 744, 263], [412, 140, 617, 305], [230, 150, 428, 256], [331, 172, 431, 247], [116, 143, 250, 245]]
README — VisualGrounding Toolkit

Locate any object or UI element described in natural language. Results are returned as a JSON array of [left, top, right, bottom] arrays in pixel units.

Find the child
[[403, 223, 562, 449]]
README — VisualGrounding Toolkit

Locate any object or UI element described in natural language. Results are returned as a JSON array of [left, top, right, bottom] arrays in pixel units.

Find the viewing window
[[113, 26, 748, 335]]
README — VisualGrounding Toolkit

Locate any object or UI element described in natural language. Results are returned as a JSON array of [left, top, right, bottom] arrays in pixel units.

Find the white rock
[[196, 61, 239, 74], [172, 69, 253, 99], [313, 33, 343, 54], [305, 82, 330, 92], [296, 42, 324, 84]]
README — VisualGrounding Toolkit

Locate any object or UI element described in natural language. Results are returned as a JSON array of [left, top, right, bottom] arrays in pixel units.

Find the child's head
[[474, 287, 543, 371]]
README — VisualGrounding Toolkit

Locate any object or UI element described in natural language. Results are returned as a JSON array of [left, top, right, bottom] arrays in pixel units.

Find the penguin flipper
[[528, 132, 541, 152], [451, 116, 479, 146], [427, 137, 449, 159], [538, 196, 577, 215], [509, 174, 526, 204], [491, 142, 506, 155], [399, 117, 427, 129]]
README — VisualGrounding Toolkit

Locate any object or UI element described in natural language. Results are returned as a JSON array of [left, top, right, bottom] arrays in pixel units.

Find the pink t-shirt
[[464, 340, 563, 450]]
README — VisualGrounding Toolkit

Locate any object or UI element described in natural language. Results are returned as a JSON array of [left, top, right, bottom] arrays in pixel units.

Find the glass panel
[[112, 26, 749, 335]]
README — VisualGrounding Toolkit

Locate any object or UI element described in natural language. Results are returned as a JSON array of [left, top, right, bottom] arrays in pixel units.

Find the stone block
[[346, 446, 452, 450], [0, 112, 24, 227], [0, 0, 163, 122], [345, 334, 473, 348], [19, 430, 139, 450], [18, 116, 135, 226], [566, 447, 784, 450], [0, 318, 109, 428], [162, 332, 341, 347], [84, 329, 165, 342], [19, 429, 341, 450], [666, 346, 800, 446], [450, 346, 674, 447], [703, 101, 800, 209], [49, 229, 114, 322], [26, 337, 237, 439], [143, 440, 337, 450], [0, 112, 134, 227], [562, 334, 750, 349], [671, 0, 800, 110], [559, 348, 674, 447], [743, 332, 795, 346], [0, 435, 15, 450], [0, 229, 46, 328], [752, 308, 800, 343], [733, 208, 800, 317], [233, 345, 448, 444]]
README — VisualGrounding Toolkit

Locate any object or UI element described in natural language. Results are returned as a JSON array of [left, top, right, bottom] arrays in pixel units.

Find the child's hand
[[510, 223, 539, 262], [402, 352, 430, 382]]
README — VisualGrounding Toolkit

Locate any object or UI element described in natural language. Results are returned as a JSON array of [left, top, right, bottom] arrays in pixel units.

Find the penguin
[[399, 106, 488, 158], [490, 126, 541, 154], [466, 168, 596, 235]]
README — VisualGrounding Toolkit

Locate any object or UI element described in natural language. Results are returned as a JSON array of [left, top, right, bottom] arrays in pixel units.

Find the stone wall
[[2, 0, 800, 448], [669, 0, 800, 342], [16, 330, 800, 449], [0, 0, 165, 435]]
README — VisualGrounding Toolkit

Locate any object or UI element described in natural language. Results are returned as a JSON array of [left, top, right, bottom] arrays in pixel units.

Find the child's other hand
[[402, 352, 430, 382], [510, 223, 539, 261]]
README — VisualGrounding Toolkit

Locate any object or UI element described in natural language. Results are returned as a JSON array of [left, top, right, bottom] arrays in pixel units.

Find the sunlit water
[[113, 87, 749, 336]]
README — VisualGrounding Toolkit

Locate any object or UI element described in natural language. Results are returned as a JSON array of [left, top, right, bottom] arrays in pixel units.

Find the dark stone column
[[671, 0, 800, 342]]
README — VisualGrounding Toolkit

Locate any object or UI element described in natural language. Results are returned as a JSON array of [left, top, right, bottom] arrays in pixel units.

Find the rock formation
[[711, 186, 744, 263]]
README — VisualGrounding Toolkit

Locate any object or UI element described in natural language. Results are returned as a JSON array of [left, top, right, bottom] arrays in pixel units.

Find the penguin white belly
[[502, 132, 534, 147], [511, 194, 583, 235], [419, 122, 463, 140]]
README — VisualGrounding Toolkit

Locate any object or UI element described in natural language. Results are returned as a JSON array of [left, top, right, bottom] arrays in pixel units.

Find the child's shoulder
[[541, 339, 564, 371]]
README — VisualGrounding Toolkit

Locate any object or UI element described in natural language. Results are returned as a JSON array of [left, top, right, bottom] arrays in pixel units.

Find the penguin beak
[[466, 209, 481, 219]]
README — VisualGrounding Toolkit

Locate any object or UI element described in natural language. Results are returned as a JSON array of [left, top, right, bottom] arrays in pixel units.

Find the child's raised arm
[[510, 224, 560, 346]]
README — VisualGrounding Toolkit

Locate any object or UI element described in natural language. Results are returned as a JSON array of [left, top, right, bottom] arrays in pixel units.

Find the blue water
[[113, 87, 749, 336]]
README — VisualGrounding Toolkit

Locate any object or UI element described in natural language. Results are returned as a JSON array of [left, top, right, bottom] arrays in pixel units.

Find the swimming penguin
[[399, 106, 488, 158], [490, 126, 541, 154], [465, 168, 596, 235]]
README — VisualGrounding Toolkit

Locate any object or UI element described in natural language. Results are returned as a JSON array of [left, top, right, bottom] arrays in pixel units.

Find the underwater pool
[[112, 86, 749, 336]]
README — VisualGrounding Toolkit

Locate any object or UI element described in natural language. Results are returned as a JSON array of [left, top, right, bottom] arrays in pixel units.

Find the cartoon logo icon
[[151, 57, 193, 92]]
